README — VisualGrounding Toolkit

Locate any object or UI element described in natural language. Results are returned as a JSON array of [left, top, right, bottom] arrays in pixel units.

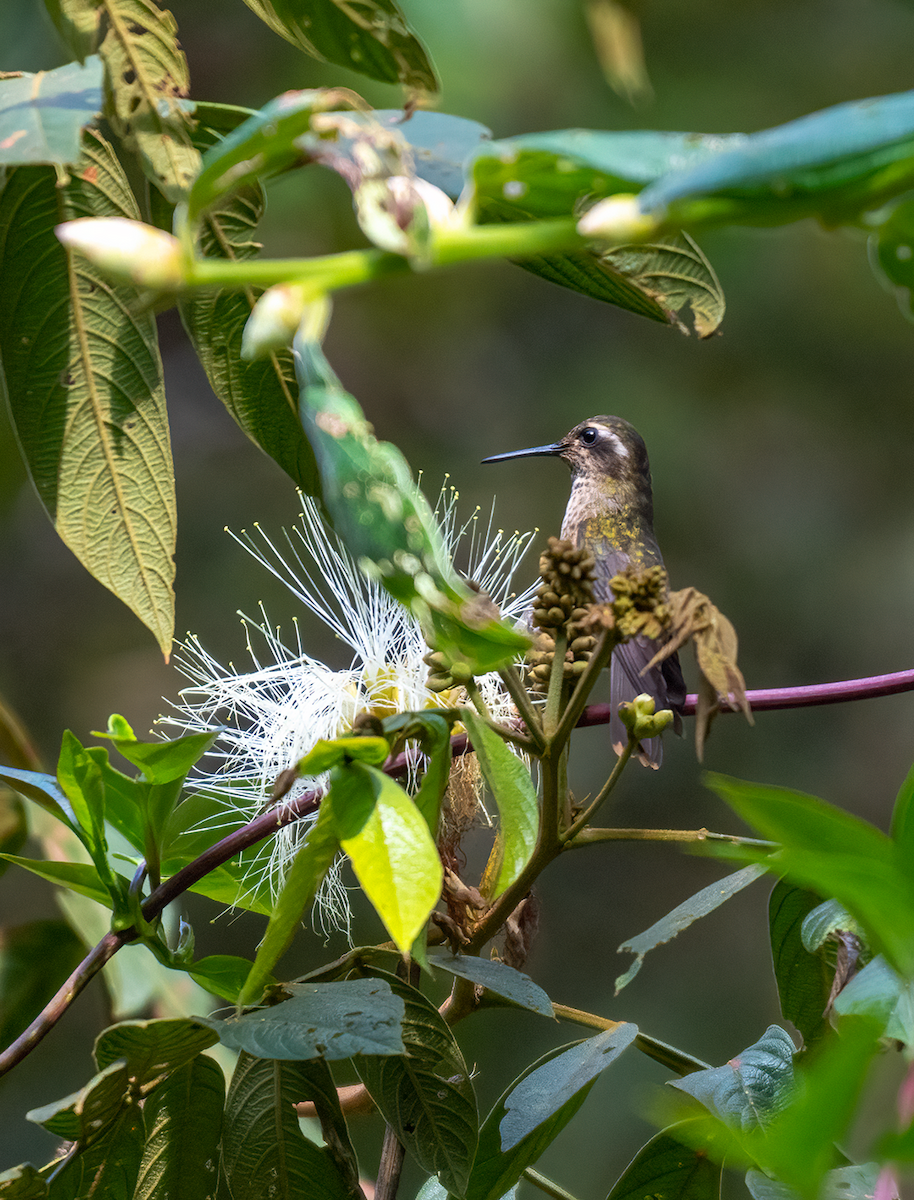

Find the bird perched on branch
[[483, 415, 686, 766]]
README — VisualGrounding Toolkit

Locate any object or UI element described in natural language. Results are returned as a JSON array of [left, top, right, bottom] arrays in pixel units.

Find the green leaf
[[206, 978, 406, 1060], [0, 920, 85, 1047], [0, 854, 115, 906], [27, 1058, 130, 1141], [769, 883, 833, 1049], [133, 1056, 225, 1200], [799, 899, 863, 952], [94, 1017, 219, 1091], [706, 773, 914, 977], [464, 1033, 635, 1200], [429, 952, 553, 1018], [354, 970, 478, 1195], [92, 756, 147, 851], [0, 129, 176, 655], [57, 730, 107, 852], [241, 0, 438, 96], [870, 196, 914, 318], [616, 865, 766, 992], [0, 58, 103, 164], [606, 1124, 723, 1200], [890, 759, 914, 853], [600, 233, 725, 337], [295, 334, 531, 677], [99, 719, 217, 786], [383, 711, 453, 835], [298, 737, 390, 775], [0, 1163, 47, 1199], [221, 1052, 354, 1200], [458, 709, 537, 898], [43, 0, 100, 62], [187, 955, 261, 1004], [0, 766, 82, 838], [745, 1164, 880, 1200], [47, 1106, 145, 1200], [331, 762, 442, 952], [99, 0, 200, 201], [832, 956, 914, 1044], [669, 1026, 796, 1130], [237, 801, 340, 1008], [290, 1058, 362, 1196]]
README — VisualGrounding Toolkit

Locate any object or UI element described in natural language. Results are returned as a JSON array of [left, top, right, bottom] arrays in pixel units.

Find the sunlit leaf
[[133, 1056, 224, 1200], [207, 978, 405, 1060], [0, 129, 176, 654], [0, 57, 103, 164], [459, 709, 537, 899], [187, 955, 260, 1004], [601, 233, 725, 336]]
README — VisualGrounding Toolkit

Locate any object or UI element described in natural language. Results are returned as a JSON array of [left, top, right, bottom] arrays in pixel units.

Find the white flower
[[55, 218, 184, 289], [164, 486, 538, 936]]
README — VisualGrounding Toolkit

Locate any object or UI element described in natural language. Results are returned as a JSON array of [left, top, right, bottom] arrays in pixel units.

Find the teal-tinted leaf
[[47, 1106, 144, 1200], [188, 955, 261, 1004], [465, 1036, 631, 1200], [237, 802, 340, 1008], [800, 899, 862, 952], [372, 109, 490, 198], [0, 920, 85, 1047], [638, 89, 914, 222], [499, 1025, 637, 1150], [295, 333, 531, 677], [208, 978, 405, 1060], [606, 1123, 723, 1200], [0, 129, 176, 655], [291, 1058, 361, 1196], [94, 1018, 219, 1091], [746, 1163, 880, 1200], [99, 0, 199, 201], [0, 854, 114, 906], [769, 883, 833, 1049], [222, 1052, 354, 1200], [429, 952, 553, 1018], [27, 1058, 130, 1141], [355, 970, 478, 1194], [459, 708, 537, 898], [133, 1056, 225, 1200], [0, 766, 81, 837], [332, 762, 442, 952], [670, 1026, 796, 1130], [0, 58, 103, 165], [706, 773, 914, 976], [832, 956, 914, 1044], [0, 1162, 47, 1199], [616, 865, 766, 993], [242, 0, 438, 95]]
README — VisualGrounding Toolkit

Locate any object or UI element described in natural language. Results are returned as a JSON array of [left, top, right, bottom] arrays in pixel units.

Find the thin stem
[[374, 1126, 406, 1200], [543, 629, 569, 737], [463, 684, 534, 751], [565, 827, 777, 850], [552, 1004, 710, 1075], [498, 663, 546, 750], [550, 627, 617, 756], [561, 739, 635, 843], [522, 1168, 583, 1200]]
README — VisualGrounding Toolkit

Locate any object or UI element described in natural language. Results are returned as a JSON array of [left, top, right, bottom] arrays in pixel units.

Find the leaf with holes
[[99, 0, 199, 200], [0, 129, 176, 654]]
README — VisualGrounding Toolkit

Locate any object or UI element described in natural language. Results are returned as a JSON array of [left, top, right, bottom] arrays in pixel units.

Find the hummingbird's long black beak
[[481, 442, 562, 464]]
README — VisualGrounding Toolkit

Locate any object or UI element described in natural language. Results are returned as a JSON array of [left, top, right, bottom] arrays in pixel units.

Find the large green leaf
[[429, 952, 553, 1018], [354, 970, 478, 1195], [206, 978, 405, 1060], [0, 920, 85, 1048], [46, 1106, 145, 1200], [0, 129, 176, 655], [241, 0, 438, 96], [606, 1124, 723, 1200], [94, 1017, 219, 1091], [768, 883, 833, 1049], [133, 1056, 225, 1200], [669, 1026, 796, 1130], [459, 708, 538, 898], [221, 1052, 354, 1200], [27, 1058, 131, 1142], [0, 854, 115, 907], [0, 58, 103, 164], [98, 0, 200, 200]]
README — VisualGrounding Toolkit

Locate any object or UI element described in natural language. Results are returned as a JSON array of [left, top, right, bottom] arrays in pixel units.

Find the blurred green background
[[2, 0, 914, 1191]]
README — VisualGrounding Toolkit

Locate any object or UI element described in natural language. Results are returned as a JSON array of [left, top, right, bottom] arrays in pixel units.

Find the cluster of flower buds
[[424, 648, 471, 694], [527, 537, 598, 692], [607, 564, 671, 641]]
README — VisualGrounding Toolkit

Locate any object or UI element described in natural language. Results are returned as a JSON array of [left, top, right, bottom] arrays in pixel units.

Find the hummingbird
[[482, 415, 686, 767]]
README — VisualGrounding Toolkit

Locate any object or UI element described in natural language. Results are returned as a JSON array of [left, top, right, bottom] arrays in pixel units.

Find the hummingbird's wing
[[610, 637, 671, 768]]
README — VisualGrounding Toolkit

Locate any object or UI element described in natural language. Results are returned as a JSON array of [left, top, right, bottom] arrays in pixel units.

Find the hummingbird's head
[[483, 415, 651, 492]]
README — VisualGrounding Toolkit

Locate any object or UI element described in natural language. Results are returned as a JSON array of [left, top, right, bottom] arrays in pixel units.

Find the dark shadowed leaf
[[292, 1058, 362, 1196], [768, 882, 833, 1048], [429, 952, 553, 1018], [221, 1052, 353, 1200], [0, 129, 175, 654], [616, 865, 766, 992], [355, 970, 478, 1194], [47, 1106, 144, 1200], [0, 57, 103, 164], [669, 1025, 796, 1130], [133, 1055, 225, 1200], [207, 978, 405, 1060], [0, 1163, 47, 1198], [0, 920, 85, 1047], [94, 1018, 219, 1091], [606, 1123, 723, 1200], [27, 1058, 130, 1141]]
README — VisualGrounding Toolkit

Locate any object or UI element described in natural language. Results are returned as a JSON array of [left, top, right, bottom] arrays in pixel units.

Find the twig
[[497, 663, 546, 749]]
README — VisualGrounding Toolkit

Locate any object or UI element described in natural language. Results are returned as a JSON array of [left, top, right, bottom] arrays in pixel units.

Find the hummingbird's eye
[[580, 427, 598, 445]]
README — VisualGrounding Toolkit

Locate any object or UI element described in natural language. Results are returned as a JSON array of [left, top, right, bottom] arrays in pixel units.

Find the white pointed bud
[[55, 218, 184, 289], [576, 194, 658, 242], [242, 286, 331, 359]]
